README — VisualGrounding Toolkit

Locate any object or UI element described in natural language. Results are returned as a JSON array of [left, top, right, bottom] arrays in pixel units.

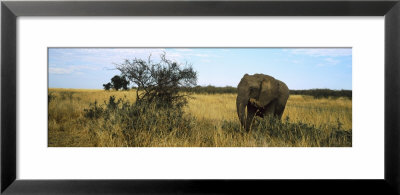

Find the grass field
[[48, 88, 352, 147]]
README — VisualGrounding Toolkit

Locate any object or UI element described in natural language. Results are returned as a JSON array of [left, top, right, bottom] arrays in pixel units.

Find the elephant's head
[[236, 74, 280, 130]]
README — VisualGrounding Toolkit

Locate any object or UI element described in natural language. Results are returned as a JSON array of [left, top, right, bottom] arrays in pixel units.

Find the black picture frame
[[2, 0, 399, 194]]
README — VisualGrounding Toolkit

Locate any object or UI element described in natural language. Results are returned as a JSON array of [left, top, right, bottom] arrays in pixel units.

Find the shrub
[[115, 52, 197, 109], [83, 96, 195, 146], [102, 76, 129, 91], [111, 75, 130, 91], [48, 92, 55, 103], [103, 82, 112, 91], [83, 100, 104, 119]]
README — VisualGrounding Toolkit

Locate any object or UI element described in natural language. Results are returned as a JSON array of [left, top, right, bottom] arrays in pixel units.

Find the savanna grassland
[[48, 88, 352, 147]]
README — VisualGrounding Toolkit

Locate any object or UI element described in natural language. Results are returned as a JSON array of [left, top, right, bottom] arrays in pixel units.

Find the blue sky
[[48, 48, 352, 90]]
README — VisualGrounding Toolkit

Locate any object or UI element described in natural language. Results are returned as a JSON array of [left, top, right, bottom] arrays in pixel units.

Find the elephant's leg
[[276, 80, 289, 119], [262, 99, 277, 118], [236, 97, 247, 129], [245, 103, 257, 132], [274, 104, 286, 119], [256, 107, 265, 117]]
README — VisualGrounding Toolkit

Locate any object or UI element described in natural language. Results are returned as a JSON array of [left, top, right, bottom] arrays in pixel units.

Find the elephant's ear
[[258, 79, 279, 107]]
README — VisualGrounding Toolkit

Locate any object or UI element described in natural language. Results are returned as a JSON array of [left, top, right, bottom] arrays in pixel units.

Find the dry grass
[[48, 88, 352, 147]]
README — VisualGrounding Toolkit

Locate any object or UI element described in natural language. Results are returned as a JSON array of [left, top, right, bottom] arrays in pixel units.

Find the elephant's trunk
[[236, 96, 247, 130]]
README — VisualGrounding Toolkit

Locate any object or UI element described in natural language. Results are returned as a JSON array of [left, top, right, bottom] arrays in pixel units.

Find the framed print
[[46, 47, 352, 147], [2, 0, 400, 194]]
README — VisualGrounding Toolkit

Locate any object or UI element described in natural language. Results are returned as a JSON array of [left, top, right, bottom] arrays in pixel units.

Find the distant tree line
[[104, 81, 351, 99], [102, 68, 351, 100], [289, 89, 352, 99], [181, 85, 237, 94], [181, 86, 351, 99]]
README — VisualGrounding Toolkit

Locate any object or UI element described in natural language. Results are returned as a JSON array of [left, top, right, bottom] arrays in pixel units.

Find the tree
[[110, 75, 130, 91], [115, 53, 197, 108], [103, 82, 112, 91]]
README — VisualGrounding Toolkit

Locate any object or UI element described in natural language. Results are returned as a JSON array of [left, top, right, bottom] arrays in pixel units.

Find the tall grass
[[48, 88, 352, 147]]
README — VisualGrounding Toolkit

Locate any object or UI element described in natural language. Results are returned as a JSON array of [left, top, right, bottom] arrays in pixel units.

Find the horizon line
[[48, 87, 353, 91]]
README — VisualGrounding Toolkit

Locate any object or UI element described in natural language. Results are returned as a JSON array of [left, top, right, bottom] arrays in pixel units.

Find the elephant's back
[[277, 80, 288, 89], [238, 74, 275, 87], [277, 80, 289, 98]]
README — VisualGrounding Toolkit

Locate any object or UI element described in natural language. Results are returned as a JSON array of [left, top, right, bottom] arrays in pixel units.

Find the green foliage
[[111, 75, 130, 91], [290, 89, 352, 99], [103, 82, 112, 91], [102, 75, 129, 91]]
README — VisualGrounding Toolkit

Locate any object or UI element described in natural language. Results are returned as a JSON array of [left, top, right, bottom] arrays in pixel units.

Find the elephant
[[236, 74, 289, 132]]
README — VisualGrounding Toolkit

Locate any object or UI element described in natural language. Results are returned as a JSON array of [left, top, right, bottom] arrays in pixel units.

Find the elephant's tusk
[[249, 98, 262, 107]]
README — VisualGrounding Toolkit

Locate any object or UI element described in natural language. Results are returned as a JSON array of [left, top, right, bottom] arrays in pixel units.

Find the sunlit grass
[[48, 88, 352, 147]]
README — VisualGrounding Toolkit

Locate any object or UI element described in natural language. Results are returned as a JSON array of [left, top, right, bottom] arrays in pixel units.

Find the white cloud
[[190, 53, 209, 57], [316, 57, 341, 67], [162, 51, 214, 62], [165, 52, 183, 59], [201, 59, 211, 63], [49, 48, 218, 74], [291, 60, 301, 64], [49, 67, 74, 74], [50, 48, 167, 65], [325, 58, 340, 64], [174, 49, 193, 52], [49, 65, 100, 75], [287, 48, 352, 57]]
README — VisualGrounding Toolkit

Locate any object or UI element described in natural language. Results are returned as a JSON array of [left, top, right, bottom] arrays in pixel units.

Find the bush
[[110, 75, 130, 91], [83, 96, 195, 146], [115, 52, 197, 109], [48, 92, 55, 103], [83, 100, 104, 119], [102, 75, 129, 91], [87, 52, 198, 146], [103, 82, 112, 91]]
